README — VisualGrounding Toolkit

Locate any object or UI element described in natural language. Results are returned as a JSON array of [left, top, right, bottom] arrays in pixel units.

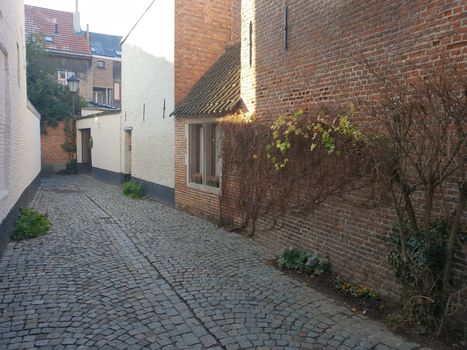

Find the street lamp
[[67, 75, 80, 116]]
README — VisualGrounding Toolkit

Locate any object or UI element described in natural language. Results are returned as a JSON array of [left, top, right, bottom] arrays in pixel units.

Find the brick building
[[173, 0, 466, 296], [0, 0, 41, 253], [89, 32, 122, 109], [25, 4, 94, 102]]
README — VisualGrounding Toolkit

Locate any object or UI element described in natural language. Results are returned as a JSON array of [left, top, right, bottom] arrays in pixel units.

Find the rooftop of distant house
[[89, 32, 122, 59], [25, 5, 91, 56]]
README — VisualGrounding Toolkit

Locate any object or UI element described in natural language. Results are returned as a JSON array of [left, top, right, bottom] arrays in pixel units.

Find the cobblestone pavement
[[0, 176, 429, 349]]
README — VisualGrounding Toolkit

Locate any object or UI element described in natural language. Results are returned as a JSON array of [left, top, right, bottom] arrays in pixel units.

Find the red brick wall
[[174, 0, 235, 220], [229, 0, 465, 296], [230, 0, 241, 43], [174, 0, 466, 296], [41, 121, 69, 171], [174, 0, 233, 104], [92, 57, 115, 89], [247, 0, 466, 118]]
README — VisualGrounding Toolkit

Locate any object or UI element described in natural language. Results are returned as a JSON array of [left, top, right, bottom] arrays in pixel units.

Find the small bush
[[122, 181, 144, 199], [64, 160, 78, 174], [277, 247, 329, 275], [334, 276, 378, 300], [11, 208, 50, 241]]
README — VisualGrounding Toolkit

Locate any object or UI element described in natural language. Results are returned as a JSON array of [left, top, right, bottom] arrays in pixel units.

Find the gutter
[[45, 48, 93, 59]]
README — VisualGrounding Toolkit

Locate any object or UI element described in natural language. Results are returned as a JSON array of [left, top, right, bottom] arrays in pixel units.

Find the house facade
[[25, 4, 94, 101], [89, 32, 122, 109], [0, 0, 41, 253], [173, 0, 240, 220], [120, 0, 175, 206], [25, 3, 122, 173], [75, 111, 123, 184], [173, 0, 466, 295]]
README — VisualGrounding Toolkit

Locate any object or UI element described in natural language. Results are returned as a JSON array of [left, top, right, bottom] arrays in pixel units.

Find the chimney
[[73, 0, 81, 33], [53, 18, 58, 34], [85, 24, 89, 42]]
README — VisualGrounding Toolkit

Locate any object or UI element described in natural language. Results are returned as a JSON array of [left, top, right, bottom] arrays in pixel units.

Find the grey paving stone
[[0, 176, 429, 349]]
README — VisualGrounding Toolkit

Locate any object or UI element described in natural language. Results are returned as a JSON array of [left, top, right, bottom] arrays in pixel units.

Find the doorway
[[124, 130, 132, 175], [81, 128, 92, 171]]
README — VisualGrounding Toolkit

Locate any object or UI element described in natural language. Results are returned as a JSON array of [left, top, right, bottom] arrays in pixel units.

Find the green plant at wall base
[[122, 181, 144, 199], [11, 208, 50, 241], [386, 218, 466, 329], [278, 247, 329, 275], [61, 118, 77, 174], [334, 276, 378, 300], [64, 160, 78, 175]]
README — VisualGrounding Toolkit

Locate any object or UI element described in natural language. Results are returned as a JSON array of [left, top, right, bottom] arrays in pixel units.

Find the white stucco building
[[76, 111, 123, 185], [0, 0, 41, 251], [120, 0, 175, 206]]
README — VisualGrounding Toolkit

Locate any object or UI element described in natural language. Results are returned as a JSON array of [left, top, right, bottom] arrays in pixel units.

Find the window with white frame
[[114, 82, 121, 101], [93, 88, 113, 106], [57, 70, 75, 86], [188, 123, 221, 189]]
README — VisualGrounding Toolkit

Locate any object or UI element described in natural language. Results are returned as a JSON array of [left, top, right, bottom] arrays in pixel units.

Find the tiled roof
[[25, 5, 91, 55], [89, 32, 122, 58], [172, 44, 241, 117]]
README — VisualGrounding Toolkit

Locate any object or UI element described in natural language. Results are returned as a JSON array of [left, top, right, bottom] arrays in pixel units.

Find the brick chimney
[[174, 0, 233, 104], [73, 0, 81, 33]]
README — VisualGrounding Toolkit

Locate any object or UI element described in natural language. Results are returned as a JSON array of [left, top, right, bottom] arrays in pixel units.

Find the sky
[[24, 0, 154, 37]]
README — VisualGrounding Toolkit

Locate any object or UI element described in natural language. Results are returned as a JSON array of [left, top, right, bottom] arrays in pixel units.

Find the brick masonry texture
[[41, 121, 69, 171], [174, 0, 233, 104], [174, 0, 235, 221], [174, 0, 467, 297], [0, 175, 429, 349], [228, 0, 467, 297], [92, 57, 116, 89]]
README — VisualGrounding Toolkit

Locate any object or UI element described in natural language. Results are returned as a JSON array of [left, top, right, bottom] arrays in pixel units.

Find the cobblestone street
[[0, 176, 427, 349]]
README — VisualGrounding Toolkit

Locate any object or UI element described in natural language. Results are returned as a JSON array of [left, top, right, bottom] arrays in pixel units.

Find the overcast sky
[[24, 0, 153, 37]]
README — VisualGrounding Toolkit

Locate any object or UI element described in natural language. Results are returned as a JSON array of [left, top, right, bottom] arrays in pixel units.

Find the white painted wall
[[76, 113, 121, 174], [0, 0, 41, 225], [121, 0, 175, 189]]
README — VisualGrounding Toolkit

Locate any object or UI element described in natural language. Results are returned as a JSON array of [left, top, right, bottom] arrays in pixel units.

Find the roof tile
[[25, 5, 91, 55], [172, 44, 241, 117]]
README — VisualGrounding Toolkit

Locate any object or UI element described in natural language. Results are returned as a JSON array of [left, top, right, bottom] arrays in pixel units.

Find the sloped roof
[[25, 5, 91, 56], [89, 32, 122, 58], [172, 44, 241, 117]]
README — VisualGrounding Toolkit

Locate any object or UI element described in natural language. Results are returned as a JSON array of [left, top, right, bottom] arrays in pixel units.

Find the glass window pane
[[205, 124, 220, 188], [189, 124, 203, 184]]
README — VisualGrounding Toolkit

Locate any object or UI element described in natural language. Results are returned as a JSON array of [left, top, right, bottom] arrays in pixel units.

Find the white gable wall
[[76, 113, 122, 174], [0, 0, 41, 227], [121, 0, 175, 190]]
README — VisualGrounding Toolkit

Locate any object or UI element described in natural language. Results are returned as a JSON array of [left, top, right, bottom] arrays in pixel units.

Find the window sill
[[187, 182, 221, 196]]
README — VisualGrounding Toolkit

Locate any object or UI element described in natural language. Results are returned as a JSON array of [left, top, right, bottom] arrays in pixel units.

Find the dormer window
[[44, 35, 54, 43]]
